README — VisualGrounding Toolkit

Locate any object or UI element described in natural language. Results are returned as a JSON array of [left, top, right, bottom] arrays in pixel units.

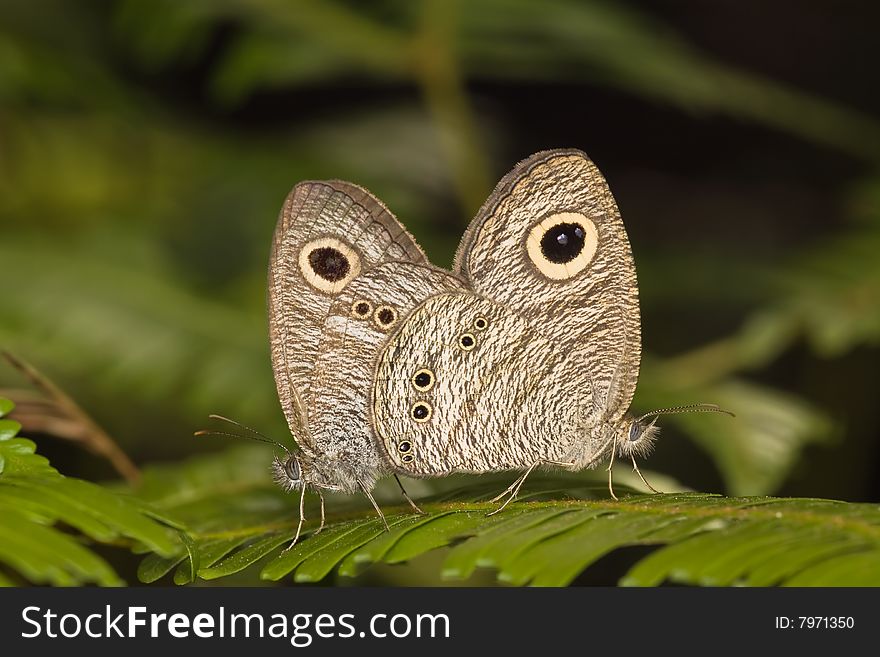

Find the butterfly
[[209, 149, 729, 546]]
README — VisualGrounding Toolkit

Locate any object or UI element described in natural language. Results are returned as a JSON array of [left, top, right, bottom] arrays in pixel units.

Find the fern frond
[[0, 399, 182, 586], [133, 444, 880, 587]]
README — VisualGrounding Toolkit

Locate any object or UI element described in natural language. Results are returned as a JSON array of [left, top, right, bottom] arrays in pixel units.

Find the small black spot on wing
[[412, 368, 435, 392], [411, 401, 432, 422], [459, 333, 476, 351], [374, 305, 398, 330], [352, 299, 372, 317]]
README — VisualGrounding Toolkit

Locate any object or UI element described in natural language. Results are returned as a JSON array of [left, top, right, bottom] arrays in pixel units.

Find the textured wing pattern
[[308, 262, 465, 481], [374, 293, 597, 475], [454, 150, 641, 421], [268, 181, 427, 444]]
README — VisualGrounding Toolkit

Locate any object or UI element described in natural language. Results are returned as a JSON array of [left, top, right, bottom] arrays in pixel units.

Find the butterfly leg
[[487, 460, 542, 516], [631, 455, 663, 494], [487, 470, 528, 505], [394, 474, 424, 514], [359, 481, 390, 532], [315, 490, 327, 535], [282, 486, 308, 553], [606, 445, 619, 501]]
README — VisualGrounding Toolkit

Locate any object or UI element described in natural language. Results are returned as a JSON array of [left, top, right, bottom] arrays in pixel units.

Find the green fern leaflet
[[132, 445, 880, 587], [0, 399, 181, 586]]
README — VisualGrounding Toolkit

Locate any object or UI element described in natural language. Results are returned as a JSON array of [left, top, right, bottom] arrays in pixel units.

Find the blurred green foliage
[[1, 1, 879, 585]]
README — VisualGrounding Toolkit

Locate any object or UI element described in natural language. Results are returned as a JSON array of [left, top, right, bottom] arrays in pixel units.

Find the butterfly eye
[[411, 401, 432, 423], [374, 305, 398, 329], [620, 420, 660, 459], [628, 422, 643, 442], [526, 212, 598, 280], [284, 456, 300, 482], [458, 333, 476, 351], [299, 237, 361, 294], [412, 368, 435, 392]]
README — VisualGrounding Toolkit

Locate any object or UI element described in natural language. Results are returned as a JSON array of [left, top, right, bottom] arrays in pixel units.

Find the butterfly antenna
[[636, 403, 735, 422], [208, 414, 272, 441], [194, 417, 291, 454]]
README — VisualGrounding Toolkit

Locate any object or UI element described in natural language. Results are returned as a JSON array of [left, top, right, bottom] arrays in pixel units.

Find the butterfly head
[[271, 452, 304, 492], [615, 403, 735, 459], [195, 414, 343, 493], [617, 416, 660, 459], [271, 446, 351, 494]]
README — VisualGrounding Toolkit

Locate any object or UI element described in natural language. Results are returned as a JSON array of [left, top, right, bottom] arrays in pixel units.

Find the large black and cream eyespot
[[525, 212, 598, 280], [298, 237, 361, 294]]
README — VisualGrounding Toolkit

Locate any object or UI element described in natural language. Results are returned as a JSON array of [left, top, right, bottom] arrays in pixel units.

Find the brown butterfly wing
[[310, 261, 466, 483], [268, 181, 428, 446], [373, 292, 595, 476], [454, 149, 641, 423]]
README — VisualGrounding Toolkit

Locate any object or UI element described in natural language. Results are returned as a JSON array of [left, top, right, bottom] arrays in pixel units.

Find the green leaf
[[256, 493, 880, 586], [0, 508, 123, 587], [137, 552, 186, 584], [441, 508, 569, 580], [336, 515, 437, 577], [0, 438, 58, 477], [260, 520, 372, 582], [199, 533, 289, 580], [0, 420, 22, 441], [0, 405, 184, 585], [133, 446, 880, 586]]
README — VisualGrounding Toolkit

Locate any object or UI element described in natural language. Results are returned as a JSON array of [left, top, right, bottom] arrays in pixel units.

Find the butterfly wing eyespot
[[373, 305, 398, 330], [411, 401, 433, 423], [473, 316, 488, 331], [351, 299, 373, 318], [458, 332, 476, 351], [525, 212, 598, 280], [298, 237, 362, 294], [411, 368, 435, 392]]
